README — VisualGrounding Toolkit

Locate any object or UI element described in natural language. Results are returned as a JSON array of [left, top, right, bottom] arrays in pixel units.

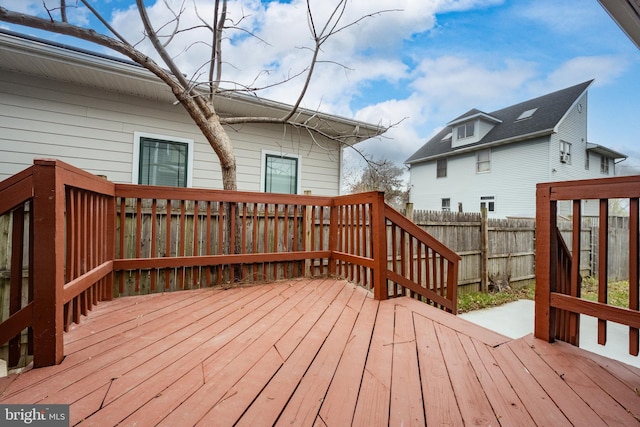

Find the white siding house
[[0, 30, 382, 196], [406, 81, 627, 218]]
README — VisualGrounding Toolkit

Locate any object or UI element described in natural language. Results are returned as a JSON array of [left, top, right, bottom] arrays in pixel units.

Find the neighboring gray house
[[405, 81, 627, 218], [0, 30, 382, 195]]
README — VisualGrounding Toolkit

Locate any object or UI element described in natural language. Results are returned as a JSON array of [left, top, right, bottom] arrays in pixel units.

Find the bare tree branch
[[79, 0, 129, 44], [0, 1, 393, 193]]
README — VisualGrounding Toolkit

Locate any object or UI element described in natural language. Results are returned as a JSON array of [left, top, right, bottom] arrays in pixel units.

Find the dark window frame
[[138, 137, 189, 187], [264, 154, 299, 194]]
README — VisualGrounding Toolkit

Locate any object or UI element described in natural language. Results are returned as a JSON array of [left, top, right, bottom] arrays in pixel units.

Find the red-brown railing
[[536, 175, 640, 356], [385, 205, 460, 313], [0, 159, 115, 368], [112, 185, 334, 294], [0, 159, 459, 369]]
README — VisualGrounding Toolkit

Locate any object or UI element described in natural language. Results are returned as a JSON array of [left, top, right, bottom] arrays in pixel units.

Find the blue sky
[[2, 0, 639, 176]]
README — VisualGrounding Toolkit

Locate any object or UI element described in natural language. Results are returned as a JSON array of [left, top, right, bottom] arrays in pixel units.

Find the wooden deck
[[1, 279, 639, 426]]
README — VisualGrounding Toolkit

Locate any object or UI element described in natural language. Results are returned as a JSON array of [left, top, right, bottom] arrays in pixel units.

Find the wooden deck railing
[[0, 159, 115, 367], [536, 175, 640, 356], [0, 159, 459, 369]]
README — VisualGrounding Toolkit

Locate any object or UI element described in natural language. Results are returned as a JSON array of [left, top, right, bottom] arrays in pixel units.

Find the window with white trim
[[560, 141, 571, 164], [456, 122, 474, 139], [132, 132, 194, 187], [476, 149, 490, 173], [480, 195, 495, 212], [436, 158, 447, 178], [601, 156, 610, 175], [261, 150, 302, 194], [442, 198, 450, 212]]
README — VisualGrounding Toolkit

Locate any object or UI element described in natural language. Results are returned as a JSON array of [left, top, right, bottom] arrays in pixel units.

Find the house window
[[480, 195, 495, 212], [456, 122, 474, 139], [442, 198, 451, 212], [437, 158, 447, 178], [262, 150, 301, 194], [585, 152, 590, 170], [560, 141, 571, 164], [476, 149, 490, 173], [133, 132, 194, 187], [601, 156, 610, 175]]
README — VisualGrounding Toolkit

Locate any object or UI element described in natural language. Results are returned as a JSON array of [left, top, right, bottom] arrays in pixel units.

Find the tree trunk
[[206, 114, 237, 191]]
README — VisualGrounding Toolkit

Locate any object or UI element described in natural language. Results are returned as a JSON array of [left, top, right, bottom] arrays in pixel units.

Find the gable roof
[[0, 29, 383, 143], [406, 81, 593, 164]]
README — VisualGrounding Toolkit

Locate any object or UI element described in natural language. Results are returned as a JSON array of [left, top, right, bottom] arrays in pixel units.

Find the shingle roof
[[405, 80, 593, 164]]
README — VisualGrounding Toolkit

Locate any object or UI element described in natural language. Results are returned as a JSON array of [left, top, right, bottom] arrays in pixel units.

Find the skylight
[[441, 132, 452, 141], [516, 108, 538, 121]]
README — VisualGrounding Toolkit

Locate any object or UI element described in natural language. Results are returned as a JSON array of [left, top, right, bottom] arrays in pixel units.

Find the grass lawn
[[457, 278, 631, 314], [580, 277, 630, 308], [457, 285, 534, 313]]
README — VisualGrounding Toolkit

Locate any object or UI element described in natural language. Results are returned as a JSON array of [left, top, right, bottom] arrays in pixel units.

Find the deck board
[[2, 278, 640, 426]]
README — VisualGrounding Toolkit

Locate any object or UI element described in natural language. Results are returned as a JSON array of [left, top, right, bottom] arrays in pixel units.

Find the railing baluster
[[598, 199, 609, 345], [630, 198, 639, 356]]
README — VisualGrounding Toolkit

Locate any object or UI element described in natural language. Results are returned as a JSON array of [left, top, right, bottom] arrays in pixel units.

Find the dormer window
[[456, 122, 474, 139]]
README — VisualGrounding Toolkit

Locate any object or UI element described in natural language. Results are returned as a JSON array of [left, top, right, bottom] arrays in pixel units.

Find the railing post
[[372, 192, 388, 300], [32, 160, 66, 367], [535, 183, 557, 342]]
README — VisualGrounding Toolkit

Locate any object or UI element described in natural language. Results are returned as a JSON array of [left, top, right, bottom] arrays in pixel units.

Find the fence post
[[304, 190, 313, 276], [404, 202, 414, 222], [372, 192, 388, 300], [328, 200, 338, 277], [534, 183, 557, 342], [32, 160, 66, 367], [105, 192, 117, 300], [480, 207, 488, 292]]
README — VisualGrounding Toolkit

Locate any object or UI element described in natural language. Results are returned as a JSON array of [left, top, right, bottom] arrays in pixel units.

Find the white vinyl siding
[[408, 91, 616, 218], [0, 70, 343, 195], [409, 138, 549, 217]]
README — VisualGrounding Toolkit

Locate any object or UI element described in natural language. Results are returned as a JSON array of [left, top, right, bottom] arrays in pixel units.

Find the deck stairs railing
[[535, 175, 640, 356]]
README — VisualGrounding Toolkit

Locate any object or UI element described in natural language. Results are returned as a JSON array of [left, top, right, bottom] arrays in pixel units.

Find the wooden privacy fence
[[0, 159, 459, 369], [408, 209, 536, 292], [535, 175, 640, 357], [408, 208, 632, 293]]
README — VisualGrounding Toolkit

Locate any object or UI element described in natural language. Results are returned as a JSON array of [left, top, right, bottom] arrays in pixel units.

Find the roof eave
[[0, 29, 383, 142], [447, 112, 502, 127], [598, 0, 640, 50], [586, 142, 627, 160], [405, 128, 554, 165]]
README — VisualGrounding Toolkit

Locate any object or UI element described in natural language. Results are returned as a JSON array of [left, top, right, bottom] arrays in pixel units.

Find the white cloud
[[544, 55, 630, 89], [517, 0, 602, 34], [0, 0, 40, 15]]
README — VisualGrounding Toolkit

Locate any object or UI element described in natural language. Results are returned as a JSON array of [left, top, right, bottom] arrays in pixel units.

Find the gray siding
[[0, 70, 342, 195]]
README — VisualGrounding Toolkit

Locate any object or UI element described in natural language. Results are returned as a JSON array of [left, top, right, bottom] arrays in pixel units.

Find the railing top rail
[[115, 183, 335, 205], [384, 203, 461, 263], [0, 164, 34, 193], [0, 166, 34, 216], [33, 158, 116, 196], [538, 174, 640, 200], [331, 191, 381, 206]]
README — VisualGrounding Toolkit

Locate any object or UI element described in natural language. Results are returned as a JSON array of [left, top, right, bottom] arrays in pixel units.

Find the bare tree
[[347, 158, 409, 209], [0, 0, 391, 190]]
